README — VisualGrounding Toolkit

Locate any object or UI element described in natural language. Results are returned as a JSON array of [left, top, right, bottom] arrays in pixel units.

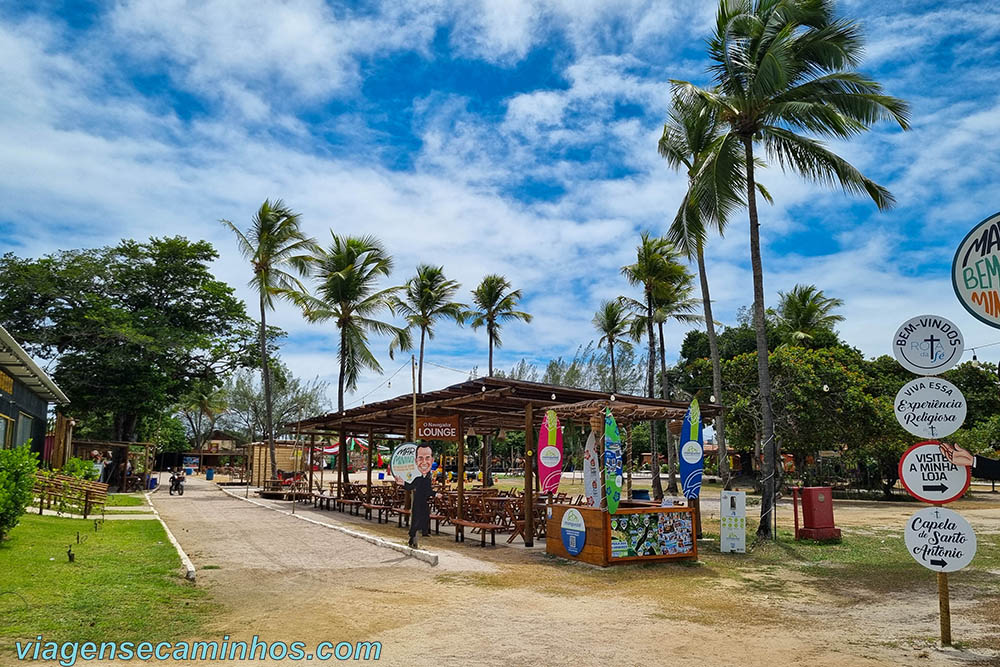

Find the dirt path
[[142, 479, 999, 667]]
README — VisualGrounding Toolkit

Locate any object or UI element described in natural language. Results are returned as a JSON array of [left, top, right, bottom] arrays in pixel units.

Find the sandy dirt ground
[[126, 477, 1000, 667]]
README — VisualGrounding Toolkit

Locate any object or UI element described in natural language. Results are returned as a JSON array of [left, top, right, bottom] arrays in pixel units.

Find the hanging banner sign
[[416, 416, 460, 441], [389, 443, 419, 483], [720, 490, 746, 554], [952, 211, 1000, 329], [904, 506, 977, 573], [892, 315, 964, 375], [538, 410, 564, 494], [560, 508, 587, 556], [898, 441, 971, 505], [893, 377, 966, 438], [679, 398, 704, 499]]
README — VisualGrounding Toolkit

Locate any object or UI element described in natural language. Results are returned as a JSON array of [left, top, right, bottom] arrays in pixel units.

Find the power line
[[423, 360, 475, 377], [346, 360, 410, 408]]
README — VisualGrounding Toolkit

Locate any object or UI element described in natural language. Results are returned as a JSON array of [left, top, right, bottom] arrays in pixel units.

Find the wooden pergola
[[287, 377, 721, 546]]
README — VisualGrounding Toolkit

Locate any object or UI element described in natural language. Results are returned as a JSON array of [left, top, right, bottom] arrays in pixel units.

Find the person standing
[[939, 443, 1000, 480]]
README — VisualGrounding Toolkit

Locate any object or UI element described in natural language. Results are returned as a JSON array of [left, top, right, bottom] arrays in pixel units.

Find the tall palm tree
[[776, 284, 844, 344], [624, 263, 701, 493], [468, 274, 532, 376], [292, 234, 408, 412], [661, 89, 766, 490], [621, 232, 690, 499], [390, 265, 466, 393], [592, 300, 632, 393], [469, 274, 531, 488], [673, 0, 909, 538], [222, 200, 317, 477]]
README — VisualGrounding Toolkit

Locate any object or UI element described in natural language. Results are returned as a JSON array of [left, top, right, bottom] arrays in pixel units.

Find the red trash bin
[[793, 486, 841, 541]]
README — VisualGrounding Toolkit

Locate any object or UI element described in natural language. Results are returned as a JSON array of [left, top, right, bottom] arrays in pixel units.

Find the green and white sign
[[952, 211, 1000, 329]]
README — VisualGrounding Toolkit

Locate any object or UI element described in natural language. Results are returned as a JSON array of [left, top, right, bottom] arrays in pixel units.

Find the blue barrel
[[206, 468, 215, 481], [148, 478, 158, 490], [632, 489, 651, 501], [377, 472, 385, 480]]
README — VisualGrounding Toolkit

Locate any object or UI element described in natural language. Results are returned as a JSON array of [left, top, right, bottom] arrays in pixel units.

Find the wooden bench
[[312, 492, 333, 510], [450, 496, 503, 546], [34, 473, 108, 519]]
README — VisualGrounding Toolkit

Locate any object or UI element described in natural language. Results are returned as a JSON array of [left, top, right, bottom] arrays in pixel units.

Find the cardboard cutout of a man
[[395, 443, 437, 548], [940, 443, 1000, 481]]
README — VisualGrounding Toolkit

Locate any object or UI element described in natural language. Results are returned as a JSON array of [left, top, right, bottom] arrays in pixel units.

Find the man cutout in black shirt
[[396, 443, 437, 548]]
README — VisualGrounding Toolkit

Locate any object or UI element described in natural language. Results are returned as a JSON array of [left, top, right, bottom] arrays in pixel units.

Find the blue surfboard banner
[[679, 398, 703, 499]]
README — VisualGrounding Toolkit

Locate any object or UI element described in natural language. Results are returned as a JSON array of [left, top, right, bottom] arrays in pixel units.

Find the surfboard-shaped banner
[[538, 410, 564, 494], [604, 408, 623, 514], [583, 431, 600, 507], [679, 398, 704, 499]]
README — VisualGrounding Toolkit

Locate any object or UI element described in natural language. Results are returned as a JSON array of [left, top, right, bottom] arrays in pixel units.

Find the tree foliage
[[0, 444, 38, 541], [0, 238, 269, 441]]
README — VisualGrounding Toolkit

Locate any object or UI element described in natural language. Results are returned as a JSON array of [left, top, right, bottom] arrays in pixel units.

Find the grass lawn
[[0, 514, 211, 655], [105, 493, 147, 507]]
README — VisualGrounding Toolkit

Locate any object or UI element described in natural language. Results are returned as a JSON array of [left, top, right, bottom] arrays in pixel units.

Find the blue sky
[[3, 1, 1000, 407]]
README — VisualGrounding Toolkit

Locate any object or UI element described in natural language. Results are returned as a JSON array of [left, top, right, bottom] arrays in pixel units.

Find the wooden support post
[[367, 428, 374, 502], [524, 403, 534, 547], [626, 427, 633, 500], [457, 416, 465, 519], [309, 435, 316, 493], [938, 572, 952, 646], [338, 429, 345, 499]]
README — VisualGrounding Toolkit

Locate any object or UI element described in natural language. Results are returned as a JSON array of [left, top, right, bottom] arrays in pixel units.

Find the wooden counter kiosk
[[544, 399, 707, 566]]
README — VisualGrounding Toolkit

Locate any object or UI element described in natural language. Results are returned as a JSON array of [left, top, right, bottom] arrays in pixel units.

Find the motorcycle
[[169, 470, 186, 496]]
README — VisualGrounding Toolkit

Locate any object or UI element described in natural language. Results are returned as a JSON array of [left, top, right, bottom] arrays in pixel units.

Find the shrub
[[60, 456, 99, 481], [0, 443, 39, 540]]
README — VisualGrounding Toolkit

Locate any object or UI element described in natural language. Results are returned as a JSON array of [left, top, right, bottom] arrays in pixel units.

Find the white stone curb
[[217, 486, 439, 567], [145, 490, 196, 581]]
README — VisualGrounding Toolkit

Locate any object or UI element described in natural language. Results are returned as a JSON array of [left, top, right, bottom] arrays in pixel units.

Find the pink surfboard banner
[[538, 409, 564, 494]]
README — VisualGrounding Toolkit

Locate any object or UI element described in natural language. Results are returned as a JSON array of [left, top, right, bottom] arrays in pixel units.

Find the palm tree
[[390, 265, 466, 393], [624, 258, 701, 493], [292, 234, 408, 412], [179, 384, 229, 450], [661, 89, 765, 490], [776, 284, 844, 344], [222, 200, 317, 478], [592, 300, 632, 393], [469, 274, 531, 488], [621, 232, 691, 499], [468, 274, 532, 376], [673, 0, 909, 538]]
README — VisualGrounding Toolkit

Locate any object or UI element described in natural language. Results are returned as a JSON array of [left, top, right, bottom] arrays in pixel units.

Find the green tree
[[468, 275, 533, 376], [292, 234, 406, 412], [223, 200, 317, 477], [390, 265, 466, 393], [220, 362, 331, 442], [661, 90, 766, 489], [592, 300, 632, 393], [621, 232, 691, 498], [0, 238, 263, 441], [0, 444, 38, 541], [776, 284, 844, 345], [674, 0, 909, 537], [178, 383, 229, 449]]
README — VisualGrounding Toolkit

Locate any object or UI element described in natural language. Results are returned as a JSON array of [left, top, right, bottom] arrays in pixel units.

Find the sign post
[[891, 315, 973, 647]]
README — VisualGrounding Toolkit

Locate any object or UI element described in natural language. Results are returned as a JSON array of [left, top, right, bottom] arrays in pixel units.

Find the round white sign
[[892, 315, 964, 375], [389, 443, 419, 484], [898, 441, 971, 504], [953, 211, 1000, 329], [681, 441, 702, 465], [539, 445, 562, 468], [893, 377, 966, 438], [904, 506, 976, 573]]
